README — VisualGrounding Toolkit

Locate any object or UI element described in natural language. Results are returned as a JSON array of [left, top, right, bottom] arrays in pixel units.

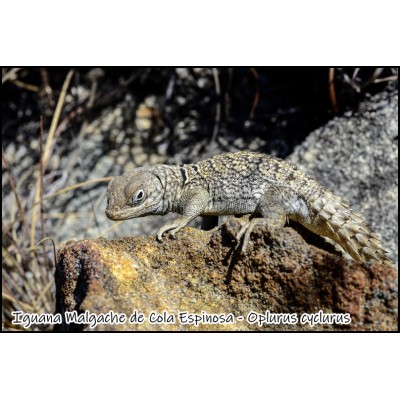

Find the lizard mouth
[[105, 206, 156, 220], [105, 209, 118, 220], [105, 209, 133, 220]]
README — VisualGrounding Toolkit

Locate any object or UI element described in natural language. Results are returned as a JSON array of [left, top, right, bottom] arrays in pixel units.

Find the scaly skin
[[106, 151, 390, 264]]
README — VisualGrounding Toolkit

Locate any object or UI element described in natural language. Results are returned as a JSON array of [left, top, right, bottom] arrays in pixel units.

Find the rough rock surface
[[55, 219, 398, 332], [287, 89, 398, 266]]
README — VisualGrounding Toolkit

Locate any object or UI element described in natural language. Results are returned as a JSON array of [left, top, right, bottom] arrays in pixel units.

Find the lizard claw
[[236, 222, 251, 253], [235, 218, 263, 253], [234, 215, 250, 251], [157, 224, 179, 242], [157, 226, 171, 242]]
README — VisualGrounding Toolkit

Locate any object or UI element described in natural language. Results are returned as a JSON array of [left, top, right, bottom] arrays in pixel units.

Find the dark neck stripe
[[179, 166, 188, 184]]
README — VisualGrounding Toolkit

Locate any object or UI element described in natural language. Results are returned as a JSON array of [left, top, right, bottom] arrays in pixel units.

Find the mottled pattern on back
[[184, 152, 316, 214]]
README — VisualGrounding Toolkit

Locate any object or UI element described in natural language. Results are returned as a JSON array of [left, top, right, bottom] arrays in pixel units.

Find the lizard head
[[105, 168, 164, 220]]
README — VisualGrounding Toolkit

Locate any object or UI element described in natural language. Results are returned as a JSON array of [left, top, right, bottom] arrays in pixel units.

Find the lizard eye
[[130, 189, 146, 206]]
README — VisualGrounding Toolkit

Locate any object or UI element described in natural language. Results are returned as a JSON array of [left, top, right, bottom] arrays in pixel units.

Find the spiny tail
[[304, 189, 391, 264]]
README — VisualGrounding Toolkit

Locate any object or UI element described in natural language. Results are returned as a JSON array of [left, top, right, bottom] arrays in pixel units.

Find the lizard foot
[[157, 226, 178, 242], [236, 218, 260, 253], [156, 217, 192, 242], [236, 216, 286, 252], [156, 225, 174, 242]]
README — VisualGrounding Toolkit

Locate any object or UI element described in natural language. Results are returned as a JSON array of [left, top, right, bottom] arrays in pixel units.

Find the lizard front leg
[[157, 189, 210, 241]]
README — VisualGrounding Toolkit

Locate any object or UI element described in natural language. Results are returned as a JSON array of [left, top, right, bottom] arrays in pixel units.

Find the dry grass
[[2, 69, 112, 331]]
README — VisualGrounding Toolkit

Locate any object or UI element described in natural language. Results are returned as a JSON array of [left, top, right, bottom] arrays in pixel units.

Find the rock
[[287, 89, 398, 266], [54, 219, 398, 332]]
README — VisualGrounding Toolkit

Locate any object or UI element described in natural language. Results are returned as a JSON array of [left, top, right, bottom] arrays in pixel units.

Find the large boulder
[[54, 219, 398, 332]]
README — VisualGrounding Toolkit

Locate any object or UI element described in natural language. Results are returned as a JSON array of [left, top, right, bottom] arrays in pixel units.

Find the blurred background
[[2, 67, 398, 330]]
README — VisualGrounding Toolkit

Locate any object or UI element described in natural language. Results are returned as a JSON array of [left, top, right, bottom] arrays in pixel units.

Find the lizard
[[105, 151, 390, 264]]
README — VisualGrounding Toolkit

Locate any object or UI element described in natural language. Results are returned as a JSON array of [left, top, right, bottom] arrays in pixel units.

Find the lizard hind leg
[[236, 187, 294, 252], [236, 212, 287, 252], [236, 217, 260, 252]]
